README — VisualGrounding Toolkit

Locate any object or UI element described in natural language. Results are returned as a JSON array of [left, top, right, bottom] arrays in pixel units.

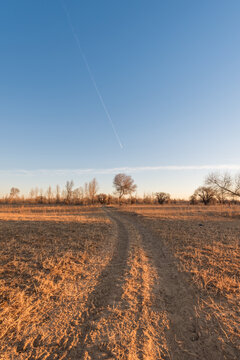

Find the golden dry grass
[[122, 204, 240, 356], [0, 205, 114, 359], [1, 204, 239, 359], [122, 203, 240, 220]]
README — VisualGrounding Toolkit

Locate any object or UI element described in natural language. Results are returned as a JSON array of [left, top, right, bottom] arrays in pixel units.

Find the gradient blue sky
[[1, 0, 240, 198]]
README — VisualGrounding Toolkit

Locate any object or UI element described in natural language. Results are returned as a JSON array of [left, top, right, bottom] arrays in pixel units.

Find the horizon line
[[0, 164, 240, 176]]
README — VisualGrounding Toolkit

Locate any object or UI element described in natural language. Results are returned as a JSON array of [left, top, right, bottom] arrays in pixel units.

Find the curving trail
[[64, 207, 229, 359]]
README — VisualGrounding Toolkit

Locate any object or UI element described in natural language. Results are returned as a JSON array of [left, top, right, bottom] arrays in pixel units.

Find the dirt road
[[65, 207, 233, 360], [2, 205, 239, 360]]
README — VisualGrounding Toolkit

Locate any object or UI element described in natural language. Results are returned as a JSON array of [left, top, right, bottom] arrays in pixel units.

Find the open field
[[0, 204, 239, 359]]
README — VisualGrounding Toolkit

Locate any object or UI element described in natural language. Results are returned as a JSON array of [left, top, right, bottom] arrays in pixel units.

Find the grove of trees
[[2, 171, 240, 206], [190, 172, 240, 205]]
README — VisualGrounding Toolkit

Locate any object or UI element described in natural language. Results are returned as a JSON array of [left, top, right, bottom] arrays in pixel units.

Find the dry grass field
[[0, 205, 115, 359], [0, 204, 239, 359], [122, 204, 240, 359]]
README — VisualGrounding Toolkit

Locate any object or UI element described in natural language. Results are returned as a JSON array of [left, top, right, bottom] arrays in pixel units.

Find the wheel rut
[[112, 208, 226, 360], [94, 208, 169, 360], [63, 207, 224, 359], [65, 208, 129, 359]]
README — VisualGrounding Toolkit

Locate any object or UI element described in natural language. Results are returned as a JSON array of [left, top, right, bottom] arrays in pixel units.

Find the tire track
[[114, 208, 224, 360], [64, 209, 129, 359], [93, 208, 169, 360]]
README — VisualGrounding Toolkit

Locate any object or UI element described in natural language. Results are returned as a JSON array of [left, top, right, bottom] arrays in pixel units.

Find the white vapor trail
[[1, 164, 240, 176], [61, 1, 123, 149]]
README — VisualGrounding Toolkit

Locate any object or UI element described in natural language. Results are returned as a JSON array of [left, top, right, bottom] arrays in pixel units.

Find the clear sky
[[1, 0, 240, 198]]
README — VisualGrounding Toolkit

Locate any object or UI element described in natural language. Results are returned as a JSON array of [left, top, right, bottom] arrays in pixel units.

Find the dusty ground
[[0, 204, 239, 359]]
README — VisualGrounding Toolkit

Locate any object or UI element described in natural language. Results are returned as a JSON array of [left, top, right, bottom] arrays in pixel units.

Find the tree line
[[2, 174, 137, 205], [190, 172, 240, 205], [2, 172, 240, 206]]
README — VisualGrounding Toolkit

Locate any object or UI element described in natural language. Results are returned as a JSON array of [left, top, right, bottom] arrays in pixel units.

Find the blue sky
[[1, 0, 240, 198]]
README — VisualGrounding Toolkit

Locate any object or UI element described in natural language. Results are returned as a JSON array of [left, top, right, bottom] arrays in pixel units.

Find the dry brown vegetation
[[122, 204, 240, 358], [0, 206, 114, 359], [0, 204, 239, 359]]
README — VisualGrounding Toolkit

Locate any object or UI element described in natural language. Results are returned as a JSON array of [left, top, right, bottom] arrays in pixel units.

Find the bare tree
[[88, 178, 99, 204], [107, 194, 112, 205], [189, 194, 197, 205], [193, 186, 215, 205], [10, 187, 20, 199], [215, 187, 228, 204], [38, 188, 44, 204], [98, 193, 107, 205], [56, 185, 61, 203], [34, 187, 39, 199], [65, 180, 74, 203], [155, 192, 170, 204], [206, 172, 240, 199], [73, 187, 84, 204], [29, 188, 35, 201], [143, 193, 155, 204], [84, 182, 89, 201], [113, 173, 137, 203], [46, 186, 52, 204]]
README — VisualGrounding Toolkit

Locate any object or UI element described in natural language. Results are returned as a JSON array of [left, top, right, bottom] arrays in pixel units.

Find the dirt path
[[62, 208, 233, 359], [64, 211, 129, 359], [3, 206, 238, 360], [116, 209, 206, 360], [90, 207, 227, 360]]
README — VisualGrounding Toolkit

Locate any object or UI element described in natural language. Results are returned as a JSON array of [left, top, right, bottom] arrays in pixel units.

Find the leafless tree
[[9, 187, 20, 199], [29, 188, 35, 200], [34, 187, 39, 199], [84, 182, 89, 200], [206, 172, 240, 199], [65, 180, 74, 203], [73, 187, 84, 204], [107, 194, 112, 205], [143, 192, 155, 204], [215, 187, 228, 204], [88, 178, 99, 204], [56, 185, 61, 203], [46, 186, 52, 204], [189, 194, 197, 205], [98, 193, 107, 205], [38, 188, 44, 204], [155, 192, 170, 204], [193, 186, 215, 205], [113, 173, 137, 203]]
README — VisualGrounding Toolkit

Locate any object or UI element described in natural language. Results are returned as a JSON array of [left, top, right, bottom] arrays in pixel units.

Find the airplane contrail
[[61, 0, 123, 149]]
